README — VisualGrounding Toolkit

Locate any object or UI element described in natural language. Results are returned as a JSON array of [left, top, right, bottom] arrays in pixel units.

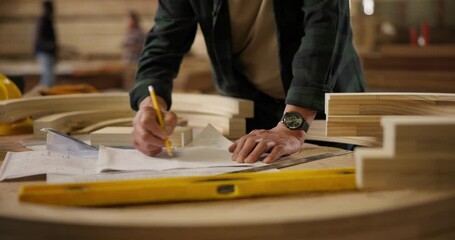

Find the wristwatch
[[281, 111, 310, 132]]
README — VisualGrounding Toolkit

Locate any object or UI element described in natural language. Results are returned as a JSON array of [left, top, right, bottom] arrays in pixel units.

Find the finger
[[163, 111, 177, 135], [228, 140, 238, 153], [139, 107, 167, 139], [263, 145, 286, 163], [244, 139, 269, 163], [133, 139, 162, 156], [235, 137, 260, 163], [133, 126, 166, 148], [230, 136, 247, 160]]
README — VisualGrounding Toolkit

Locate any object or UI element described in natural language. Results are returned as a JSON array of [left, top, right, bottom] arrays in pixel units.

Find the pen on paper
[[148, 85, 174, 157]]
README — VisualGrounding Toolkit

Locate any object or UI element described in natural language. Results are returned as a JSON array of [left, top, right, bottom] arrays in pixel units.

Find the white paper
[[187, 124, 233, 148], [97, 146, 267, 171], [96, 125, 266, 172], [47, 166, 267, 183], [0, 125, 271, 182], [0, 150, 97, 181]]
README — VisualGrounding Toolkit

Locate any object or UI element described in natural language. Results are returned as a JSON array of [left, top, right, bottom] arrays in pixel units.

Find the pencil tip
[[148, 85, 153, 92]]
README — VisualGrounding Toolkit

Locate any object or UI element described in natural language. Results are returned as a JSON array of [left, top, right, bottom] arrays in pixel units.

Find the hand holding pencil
[[148, 85, 173, 156], [131, 85, 177, 157]]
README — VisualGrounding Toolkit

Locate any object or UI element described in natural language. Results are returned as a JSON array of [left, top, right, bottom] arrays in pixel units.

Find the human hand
[[132, 97, 177, 156], [228, 124, 306, 164]]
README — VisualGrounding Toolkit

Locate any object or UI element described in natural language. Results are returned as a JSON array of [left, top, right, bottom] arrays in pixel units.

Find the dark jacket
[[34, 15, 57, 56], [130, 0, 364, 115]]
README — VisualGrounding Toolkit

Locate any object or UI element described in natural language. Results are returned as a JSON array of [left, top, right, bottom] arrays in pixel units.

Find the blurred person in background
[[34, 0, 58, 88], [122, 10, 145, 90]]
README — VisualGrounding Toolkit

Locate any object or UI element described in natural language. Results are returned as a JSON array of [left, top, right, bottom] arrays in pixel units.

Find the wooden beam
[[307, 120, 379, 147], [172, 93, 254, 118], [356, 116, 455, 189], [325, 93, 455, 138]]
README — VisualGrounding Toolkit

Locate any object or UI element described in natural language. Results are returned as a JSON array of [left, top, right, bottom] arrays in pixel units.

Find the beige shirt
[[228, 0, 285, 100]]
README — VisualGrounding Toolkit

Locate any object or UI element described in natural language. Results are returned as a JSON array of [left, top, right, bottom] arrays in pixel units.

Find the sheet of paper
[[97, 146, 266, 172], [0, 150, 97, 181], [47, 166, 276, 183], [97, 124, 266, 172], [187, 124, 233, 148]]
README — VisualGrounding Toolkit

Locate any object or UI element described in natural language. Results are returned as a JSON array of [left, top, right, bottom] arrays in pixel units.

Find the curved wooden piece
[[33, 110, 135, 138], [0, 93, 131, 122], [72, 117, 134, 135], [1, 93, 253, 125]]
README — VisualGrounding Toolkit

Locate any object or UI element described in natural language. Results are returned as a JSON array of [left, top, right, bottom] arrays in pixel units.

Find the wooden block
[[90, 126, 193, 148], [176, 113, 245, 139], [355, 116, 455, 190], [172, 93, 254, 118]]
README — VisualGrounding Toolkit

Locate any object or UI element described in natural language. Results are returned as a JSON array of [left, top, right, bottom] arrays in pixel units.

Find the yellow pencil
[[148, 85, 173, 157]]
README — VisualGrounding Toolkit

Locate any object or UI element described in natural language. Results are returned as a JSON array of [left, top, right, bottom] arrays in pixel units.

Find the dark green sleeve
[[129, 0, 197, 111], [285, 0, 364, 112]]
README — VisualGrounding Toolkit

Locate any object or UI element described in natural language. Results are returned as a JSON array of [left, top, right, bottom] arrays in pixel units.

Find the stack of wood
[[325, 93, 455, 139], [355, 116, 455, 190], [0, 92, 253, 141]]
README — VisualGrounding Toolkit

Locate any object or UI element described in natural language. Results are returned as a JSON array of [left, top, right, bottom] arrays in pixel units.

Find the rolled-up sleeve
[[130, 0, 197, 111], [286, 0, 357, 112]]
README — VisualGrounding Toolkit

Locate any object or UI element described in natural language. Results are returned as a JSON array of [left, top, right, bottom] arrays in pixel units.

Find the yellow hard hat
[[0, 73, 33, 135], [0, 73, 22, 100]]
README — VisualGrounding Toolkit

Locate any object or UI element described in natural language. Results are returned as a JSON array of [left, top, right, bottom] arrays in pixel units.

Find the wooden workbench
[[0, 137, 454, 240]]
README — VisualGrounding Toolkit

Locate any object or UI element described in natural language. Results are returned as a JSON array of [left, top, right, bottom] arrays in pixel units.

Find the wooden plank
[[326, 115, 383, 137], [0, 93, 131, 122], [325, 93, 455, 138], [306, 120, 379, 147], [90, 126, 193, 148], [356, 116, 455, 189], [172, 93, 254, 118]]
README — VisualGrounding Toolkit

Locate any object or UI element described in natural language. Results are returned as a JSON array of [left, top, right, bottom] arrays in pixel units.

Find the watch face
[[283, 112, 303, 130]]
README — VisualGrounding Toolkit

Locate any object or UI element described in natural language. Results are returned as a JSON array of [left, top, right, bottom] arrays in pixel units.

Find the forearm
[[287, 0, 353, 113]]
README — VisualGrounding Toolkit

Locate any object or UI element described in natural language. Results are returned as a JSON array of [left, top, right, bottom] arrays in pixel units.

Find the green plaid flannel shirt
[[130, 0, 365, 113]]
